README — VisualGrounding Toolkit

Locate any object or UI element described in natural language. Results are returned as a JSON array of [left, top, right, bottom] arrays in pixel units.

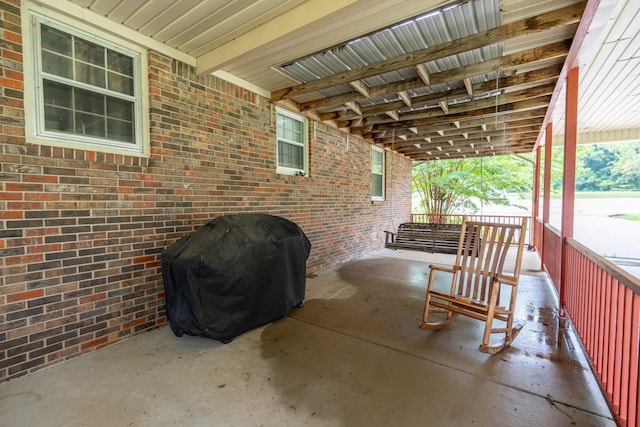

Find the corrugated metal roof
[[280, 0, 503, 91], [61, 0, 635, 160]]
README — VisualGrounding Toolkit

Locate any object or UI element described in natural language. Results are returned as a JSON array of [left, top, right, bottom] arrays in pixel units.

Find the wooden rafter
[[298, 42, 568, 114], [272, 2, 585, 101], [269, 1, 587, 161]]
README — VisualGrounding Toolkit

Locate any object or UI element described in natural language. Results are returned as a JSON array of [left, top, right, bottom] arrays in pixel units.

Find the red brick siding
[[0, 1, 412, 382]]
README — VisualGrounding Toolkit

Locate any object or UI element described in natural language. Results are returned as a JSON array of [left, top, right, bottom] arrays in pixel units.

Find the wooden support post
[[560, 66, 579, 315], [542, 122, 552, 268], [533, 145, 541, 252]]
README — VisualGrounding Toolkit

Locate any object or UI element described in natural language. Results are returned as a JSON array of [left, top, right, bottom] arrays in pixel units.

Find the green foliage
[[412, 140, 640, 216], [412, 155, 531, 215], [544, 145, 565, 195], [555, 140, 640, 192]]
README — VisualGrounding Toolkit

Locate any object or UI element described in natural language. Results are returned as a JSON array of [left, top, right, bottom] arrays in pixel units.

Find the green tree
[[412, 155, 531, 216], [608, 141, 640, 190], [574, 141, 640, 191], [576, 144, 617, 191]]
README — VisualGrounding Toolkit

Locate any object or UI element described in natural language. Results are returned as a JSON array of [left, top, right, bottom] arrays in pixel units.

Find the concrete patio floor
[[0, 248, 616, 426]]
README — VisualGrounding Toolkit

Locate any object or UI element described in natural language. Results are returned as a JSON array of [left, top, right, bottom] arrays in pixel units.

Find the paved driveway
[[482, 196, 640, 277]]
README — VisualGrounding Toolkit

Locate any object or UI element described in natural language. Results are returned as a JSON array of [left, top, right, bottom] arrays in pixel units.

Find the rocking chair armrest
[[493, 274, 518, 286], [428, 264, 462, 274]]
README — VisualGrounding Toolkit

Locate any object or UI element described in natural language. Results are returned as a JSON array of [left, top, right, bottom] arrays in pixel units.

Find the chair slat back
[[452, 218, 527, 303]]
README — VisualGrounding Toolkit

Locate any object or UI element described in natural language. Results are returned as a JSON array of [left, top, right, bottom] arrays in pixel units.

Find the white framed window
[[25, 10, 147, 155], [371, 146, 385, 201], [276, 107, 308, 176]]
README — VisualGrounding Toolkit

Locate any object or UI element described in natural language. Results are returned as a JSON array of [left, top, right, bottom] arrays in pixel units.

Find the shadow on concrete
[[259, 254, 614, 426]]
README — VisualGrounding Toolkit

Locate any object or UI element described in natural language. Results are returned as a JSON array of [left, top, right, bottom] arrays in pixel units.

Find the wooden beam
[[303, 59, 564, 115], [346, 101, 362, 115], [432, 42, 569, 83], [406, 138, 536, 154], [271, 2, 585, 100], [348, 97, 551, 133], [398, 91, 412, 107], [412, 145, 534, 161], [463, 77, 473, 96], [341, 84, 554, 127], [395, 132, 539, 151], [416, 63, 430, 85], [385, 111, 399, 120], [386, 130, 541, 149], [402, 140, 537, 158], [350, 80, 370, 97], [339, 79, 555, 120], [371, 109, 546, 140]]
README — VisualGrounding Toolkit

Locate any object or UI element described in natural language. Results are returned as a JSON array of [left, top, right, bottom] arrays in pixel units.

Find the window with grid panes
[[371, 146, 385, 200], [31, 13, 143, 153], [276, 108, 308, 175]]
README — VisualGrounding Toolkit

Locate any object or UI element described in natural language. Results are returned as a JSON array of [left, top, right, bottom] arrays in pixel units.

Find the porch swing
[[418, 75, 529, 353], [384, 127, 470, 254]]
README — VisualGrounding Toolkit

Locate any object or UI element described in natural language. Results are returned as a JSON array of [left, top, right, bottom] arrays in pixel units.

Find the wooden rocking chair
[[419, 217, 528, 354]]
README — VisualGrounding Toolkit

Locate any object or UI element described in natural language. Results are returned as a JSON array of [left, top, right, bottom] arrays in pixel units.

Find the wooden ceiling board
[[501, 0, 582, 23]]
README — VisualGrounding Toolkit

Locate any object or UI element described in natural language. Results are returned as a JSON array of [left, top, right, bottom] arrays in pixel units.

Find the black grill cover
[[161, 214, 311, 343]]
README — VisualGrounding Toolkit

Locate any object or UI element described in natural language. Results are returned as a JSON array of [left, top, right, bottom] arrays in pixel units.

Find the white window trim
[[22, 3, 150, 157], [276, 107, 308, 176], [371, 145, 385, 201]]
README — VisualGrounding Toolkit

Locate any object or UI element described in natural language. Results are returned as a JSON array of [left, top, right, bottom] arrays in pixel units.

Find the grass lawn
[[620, 213, 640, 221], [574, 191, 640, 199], [518, 191, 640, 199]]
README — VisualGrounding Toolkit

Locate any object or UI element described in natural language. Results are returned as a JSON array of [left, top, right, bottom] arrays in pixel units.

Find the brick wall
[[0, 0, 412, 382]]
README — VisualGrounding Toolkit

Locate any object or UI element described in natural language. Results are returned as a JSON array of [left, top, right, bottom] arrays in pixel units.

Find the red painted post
[[620, 288, 633, 425], [541, 123, 552, 269], [613, 283, 625, 413], [626, 294, 640, 426], [559, 67, 579, 314], [533, 145, 541, 250]]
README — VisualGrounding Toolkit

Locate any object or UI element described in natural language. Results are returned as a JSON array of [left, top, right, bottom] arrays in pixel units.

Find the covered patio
[[1, 0, 638, 425], [0, 248, 615, 426]]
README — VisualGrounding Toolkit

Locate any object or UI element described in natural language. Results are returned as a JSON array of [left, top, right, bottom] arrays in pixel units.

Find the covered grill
[[161, 214, 311, 343]]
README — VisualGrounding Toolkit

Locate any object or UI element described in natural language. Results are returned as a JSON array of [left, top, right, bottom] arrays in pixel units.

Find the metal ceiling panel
[[281, 0, 501, 88], [117, 0, 177, 30], [185, 0, 308, 57], [59, 0, 639, 160], [154, 1, 252, 45]]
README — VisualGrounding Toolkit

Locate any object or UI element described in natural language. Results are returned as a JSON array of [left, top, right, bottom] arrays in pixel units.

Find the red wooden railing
[[563, 238, 640, 427], [416, 213, 640, 425], [533, 217, 543, 254], [542, 223, 562, 294]]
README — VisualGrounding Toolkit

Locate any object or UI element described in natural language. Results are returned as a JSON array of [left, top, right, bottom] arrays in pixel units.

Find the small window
[[371, 146, 385, 201], [276, 108, 308, 176], [29, 13, 144, 153]]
